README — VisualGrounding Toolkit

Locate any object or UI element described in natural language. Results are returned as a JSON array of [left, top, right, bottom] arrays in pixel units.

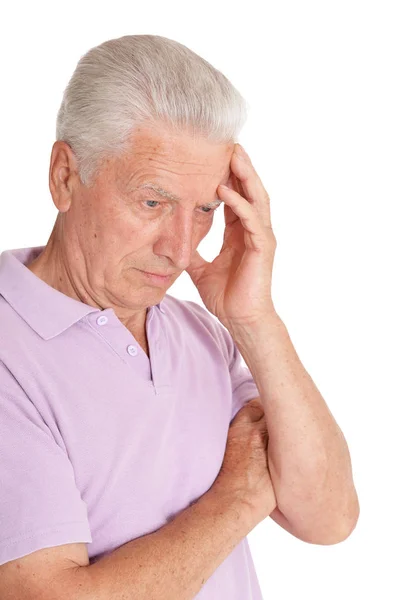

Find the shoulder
[[0, 295, 36, 367]]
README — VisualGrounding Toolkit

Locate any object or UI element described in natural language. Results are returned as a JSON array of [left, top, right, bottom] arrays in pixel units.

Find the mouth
[[139, 270, 173, 284]]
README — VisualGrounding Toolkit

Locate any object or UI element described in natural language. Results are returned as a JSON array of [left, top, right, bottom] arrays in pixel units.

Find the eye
[[200, 205, 218, 214], [200, 203, 222, 215], [144, 200, 160, 209], [142, 200, 221, 214]]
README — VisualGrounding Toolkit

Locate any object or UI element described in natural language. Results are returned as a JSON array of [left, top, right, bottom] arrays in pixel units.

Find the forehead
[[117, 124, 234, 186]]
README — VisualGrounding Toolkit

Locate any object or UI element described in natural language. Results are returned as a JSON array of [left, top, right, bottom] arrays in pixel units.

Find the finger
[[231, 145, 273, 229], [217, 185, 266, 250]]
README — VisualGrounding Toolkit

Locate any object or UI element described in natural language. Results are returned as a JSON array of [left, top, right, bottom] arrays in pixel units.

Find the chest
[[131, 331, 150, 358]]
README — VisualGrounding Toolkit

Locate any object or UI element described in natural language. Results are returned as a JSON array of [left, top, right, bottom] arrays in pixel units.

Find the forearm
[[68, 488, 253, 600], [227, 314, 359, 537]]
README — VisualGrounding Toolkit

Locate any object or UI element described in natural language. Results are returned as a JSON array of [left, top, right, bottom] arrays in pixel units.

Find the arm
[[227, 313, 360, 545], [65, 486, 257, 600]]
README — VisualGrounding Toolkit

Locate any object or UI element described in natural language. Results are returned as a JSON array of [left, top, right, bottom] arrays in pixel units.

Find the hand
[[185, 143, 278, 329], [212, 398, 277, 529]]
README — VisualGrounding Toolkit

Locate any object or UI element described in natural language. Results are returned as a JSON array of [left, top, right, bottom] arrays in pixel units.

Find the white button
[[97, 315, 108, 326], [127, 344, 138, 356]]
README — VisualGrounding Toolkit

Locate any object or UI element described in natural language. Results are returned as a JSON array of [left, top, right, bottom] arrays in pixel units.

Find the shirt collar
[[0, 245, 167, 341]]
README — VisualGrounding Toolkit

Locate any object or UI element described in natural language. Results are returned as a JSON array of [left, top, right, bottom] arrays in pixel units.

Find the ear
[[49, 141, 80, 213]]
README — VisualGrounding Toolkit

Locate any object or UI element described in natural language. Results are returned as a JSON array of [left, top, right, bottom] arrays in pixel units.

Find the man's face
[[66, 124, 234, 311]]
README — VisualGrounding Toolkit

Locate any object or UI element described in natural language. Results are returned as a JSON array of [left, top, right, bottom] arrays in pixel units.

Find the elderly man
[[0, 34, 359, 599]]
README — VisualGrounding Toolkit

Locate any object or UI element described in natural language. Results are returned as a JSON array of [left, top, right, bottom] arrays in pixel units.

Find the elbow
[[308, 517, 359, 546], [306, 491, 360, 546]]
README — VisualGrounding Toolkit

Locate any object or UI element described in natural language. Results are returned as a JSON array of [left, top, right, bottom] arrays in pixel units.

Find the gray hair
[[55, 34, 249, 187]]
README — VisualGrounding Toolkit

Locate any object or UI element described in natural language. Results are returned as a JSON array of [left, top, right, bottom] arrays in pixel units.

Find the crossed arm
[[230, 314, 359, 546]]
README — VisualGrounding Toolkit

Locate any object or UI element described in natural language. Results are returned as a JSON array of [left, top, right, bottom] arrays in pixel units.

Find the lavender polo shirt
[[0, 245, 263, 599]]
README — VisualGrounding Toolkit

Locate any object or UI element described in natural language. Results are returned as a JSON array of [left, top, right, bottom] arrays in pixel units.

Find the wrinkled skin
[[27, 122, 234, 341], [213, 399, 277, 529]]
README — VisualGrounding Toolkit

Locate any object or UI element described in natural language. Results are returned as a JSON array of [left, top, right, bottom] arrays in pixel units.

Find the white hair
[[55, 34, 249, 187]]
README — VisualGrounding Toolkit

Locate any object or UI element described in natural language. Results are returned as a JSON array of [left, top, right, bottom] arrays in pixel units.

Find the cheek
[[99, 201, 147, 240], [200, 218, 214, 237], [187, 222, 212, 250]]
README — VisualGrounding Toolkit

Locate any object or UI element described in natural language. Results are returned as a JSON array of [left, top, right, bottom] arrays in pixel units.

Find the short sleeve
[[0, 372, 92, 566]]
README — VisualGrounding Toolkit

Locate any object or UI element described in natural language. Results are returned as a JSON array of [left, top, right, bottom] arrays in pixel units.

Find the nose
[[154, 210, 199, 271]]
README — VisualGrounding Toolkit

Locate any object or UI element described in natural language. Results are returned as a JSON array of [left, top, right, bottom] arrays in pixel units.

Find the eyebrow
[[137, 183, 223, 208]]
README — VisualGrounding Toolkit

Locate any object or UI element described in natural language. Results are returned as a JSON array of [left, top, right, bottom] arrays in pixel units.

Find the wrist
[[202, 482, 254, 534]]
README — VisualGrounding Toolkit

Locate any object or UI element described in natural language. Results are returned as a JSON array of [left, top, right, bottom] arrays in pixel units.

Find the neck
[[26, 219, 100, 309], [26, 217, 149, 336]]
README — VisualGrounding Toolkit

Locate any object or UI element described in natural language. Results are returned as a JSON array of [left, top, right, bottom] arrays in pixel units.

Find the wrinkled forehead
[[114, 125, 235, 183]]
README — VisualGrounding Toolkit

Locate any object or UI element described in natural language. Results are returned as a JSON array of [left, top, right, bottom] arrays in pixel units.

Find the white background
[[1, 1, 398, 598]]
